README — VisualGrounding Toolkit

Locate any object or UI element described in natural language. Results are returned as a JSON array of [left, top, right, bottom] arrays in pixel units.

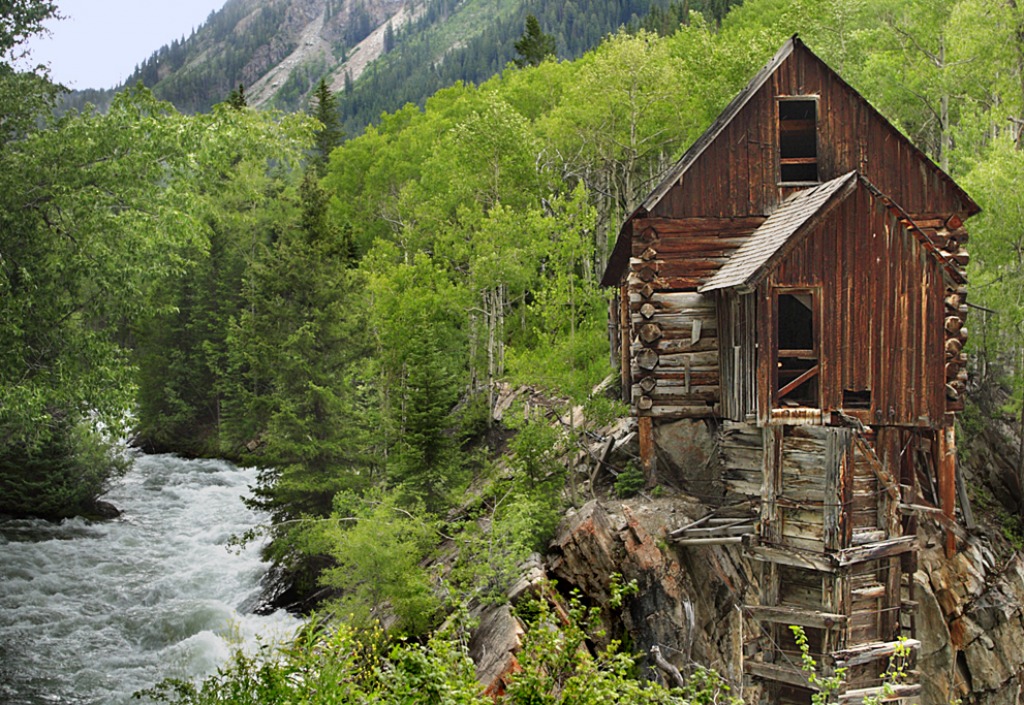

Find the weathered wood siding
[[758, 187, 948, 428], [651, 47, 969, 222], [720, 421, 762, 497], [629, 216, 765, 290], [628, 291, 719, 417], [718, 290, 759, 421]]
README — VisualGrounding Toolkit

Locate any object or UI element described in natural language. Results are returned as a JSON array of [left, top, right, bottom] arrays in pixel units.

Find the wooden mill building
[[601, 36, 976, 703]]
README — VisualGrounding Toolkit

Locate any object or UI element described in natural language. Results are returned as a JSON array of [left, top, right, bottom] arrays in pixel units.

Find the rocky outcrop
[[548, 499, 755, 686], [911, 523, 1024, 705], [463, 387, 1024, 703]]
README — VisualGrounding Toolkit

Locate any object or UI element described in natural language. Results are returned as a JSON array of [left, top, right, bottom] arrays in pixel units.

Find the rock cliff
[[466, 401, 1024, 704]]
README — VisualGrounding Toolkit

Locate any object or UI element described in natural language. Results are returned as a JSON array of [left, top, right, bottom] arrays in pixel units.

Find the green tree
[[222, 169, 375, 595], [514, 14, 557, 68], [226, 82, 247, 109], [0, 0, 61, 143], [364, 251, 469, 511], [309, 77, 344, 175], [0, 85, 258, 516], [133, 106, 311, 457], [318, 490, 440, 633]]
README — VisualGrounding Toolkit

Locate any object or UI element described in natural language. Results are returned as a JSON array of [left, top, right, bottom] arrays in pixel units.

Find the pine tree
[[310, 78, 344, 175], [226, 83, 247, 109], [514, 14, 556, 68]]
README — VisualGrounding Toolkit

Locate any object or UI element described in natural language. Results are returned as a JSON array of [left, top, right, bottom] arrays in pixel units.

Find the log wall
[[628, 291, 719, 417]]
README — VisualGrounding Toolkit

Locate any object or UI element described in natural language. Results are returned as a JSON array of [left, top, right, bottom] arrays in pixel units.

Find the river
[[0, 453, 302, 704]]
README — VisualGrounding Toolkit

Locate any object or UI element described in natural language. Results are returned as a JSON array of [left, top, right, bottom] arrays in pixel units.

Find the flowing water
[[0, 453, 302, 704]]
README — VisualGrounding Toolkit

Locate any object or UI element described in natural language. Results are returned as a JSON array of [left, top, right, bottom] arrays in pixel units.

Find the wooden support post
[[761, 427, 783, 545], [938, 425, 957, 557], [639, 416, 657, 488], [619, 284, 631, 404]]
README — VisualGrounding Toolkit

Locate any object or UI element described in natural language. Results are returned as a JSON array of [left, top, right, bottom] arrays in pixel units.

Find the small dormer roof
[[699, 172, 857, 293], [698, 171, 965, 294]]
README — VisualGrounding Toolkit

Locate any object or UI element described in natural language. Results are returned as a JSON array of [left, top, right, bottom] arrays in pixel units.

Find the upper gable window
[[778, 97, 819, 184]]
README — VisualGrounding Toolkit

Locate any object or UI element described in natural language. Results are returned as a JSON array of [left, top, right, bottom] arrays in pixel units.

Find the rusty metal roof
[[699, 172, 858, 293]]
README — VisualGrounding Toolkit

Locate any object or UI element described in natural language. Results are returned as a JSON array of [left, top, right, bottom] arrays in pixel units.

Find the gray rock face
[[546, 498, 757, 694], [462, 394, 1024, 703]]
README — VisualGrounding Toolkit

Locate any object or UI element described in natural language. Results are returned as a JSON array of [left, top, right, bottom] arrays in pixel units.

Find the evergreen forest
[[6, 0, 1024, 701]]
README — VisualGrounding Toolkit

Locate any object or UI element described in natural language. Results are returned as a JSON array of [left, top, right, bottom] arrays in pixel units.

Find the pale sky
[[25, 0, 229, 90]]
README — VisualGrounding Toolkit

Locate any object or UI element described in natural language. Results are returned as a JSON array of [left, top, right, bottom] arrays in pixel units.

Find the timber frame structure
[[601, 36, 977, 704]]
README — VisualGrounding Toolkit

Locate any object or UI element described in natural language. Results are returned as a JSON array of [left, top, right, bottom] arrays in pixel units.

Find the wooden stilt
[[939, 425, 957, 557], [639, 416, 656, 487]]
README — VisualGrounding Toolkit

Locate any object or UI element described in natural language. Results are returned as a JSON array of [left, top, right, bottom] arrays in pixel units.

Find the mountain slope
[[61, 0, 743, 133]]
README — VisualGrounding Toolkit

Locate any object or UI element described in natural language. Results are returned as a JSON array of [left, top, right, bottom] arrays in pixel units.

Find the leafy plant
[[615, 462, 646, 498], [790, 625, 846, 704]]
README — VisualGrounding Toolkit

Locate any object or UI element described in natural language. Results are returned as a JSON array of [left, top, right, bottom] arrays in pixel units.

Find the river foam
[[0, 454, 302, 704]]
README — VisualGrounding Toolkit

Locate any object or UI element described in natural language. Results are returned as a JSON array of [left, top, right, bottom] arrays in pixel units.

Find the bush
[[0, 419, 129, 519]]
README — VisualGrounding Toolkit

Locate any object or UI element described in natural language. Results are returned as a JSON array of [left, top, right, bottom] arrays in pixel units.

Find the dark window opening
[[842, 389, 872, 409], [776, 292, 819, 407], [779, 98, 818, 183]]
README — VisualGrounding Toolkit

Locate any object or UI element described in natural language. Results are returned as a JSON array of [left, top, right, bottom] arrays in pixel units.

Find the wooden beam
[[837, 536, 917, 567], [939, 426, 957, 557], [955, 458, 976, 530], [743, 605, 848, 629], [833, 639, 920, 668], [673, 536, 746, 546], [745, 661, 819, 691], [744, 535, 837, 572], [778, 364, 820, 400], [639, 416, 656, 488], [838, 684, 921, 704]]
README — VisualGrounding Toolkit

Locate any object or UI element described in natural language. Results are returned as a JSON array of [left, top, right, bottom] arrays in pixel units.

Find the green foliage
[[0, 55, 316, 514], [318, 490, 441, 633], [140, 580, 746, 705], [0, 419, 129, 519], [507, 586, 688, 704], [615, 462, 646, 498], [790, 625, 846, 704], [132, 105, 313, 458], [226, 83, 247, 109], [515, 14, 557, 68], [450, 416, 566, 602], [309, 78, 344, 175]]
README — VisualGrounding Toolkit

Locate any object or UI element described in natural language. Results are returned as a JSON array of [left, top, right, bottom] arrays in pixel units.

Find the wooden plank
[[744, 537, 836, 573], [744, 605, 847, 629], [837, 536, 917, 567], [724, 479, 763, 497], [677, 523, 754, 539], [641, 404, 718, 418], [745, 661, 819, 691], [673, 536, 746, 546], [838, 684, 921, 703], [639, 416, 655, 485], [779, 364, 820, 399], [833, 639, 920, 668]]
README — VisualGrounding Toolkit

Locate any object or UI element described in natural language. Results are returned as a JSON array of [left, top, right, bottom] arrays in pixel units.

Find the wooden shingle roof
[[697, 171, 966, 294], [699, 172, 857, 293]]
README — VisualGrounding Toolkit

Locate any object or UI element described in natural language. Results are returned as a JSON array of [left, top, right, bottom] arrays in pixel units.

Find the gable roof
[[699, 172, 857, 293], [698, 171, 965, 294], [600, 35, 980, 288]]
